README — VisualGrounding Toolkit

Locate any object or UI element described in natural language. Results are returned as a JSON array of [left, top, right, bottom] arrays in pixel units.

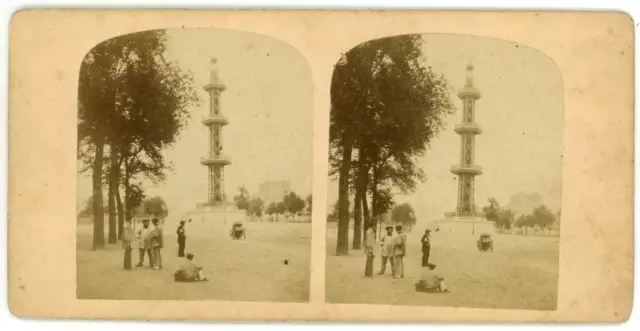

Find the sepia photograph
[[8, 9, 633, 322], [326, 33, 563, 310], [76, 28, 313, 302]]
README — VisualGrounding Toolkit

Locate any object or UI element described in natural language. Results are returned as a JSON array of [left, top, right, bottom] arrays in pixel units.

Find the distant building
[[259, 180, 291, 204], [505, 192, 544, 217]]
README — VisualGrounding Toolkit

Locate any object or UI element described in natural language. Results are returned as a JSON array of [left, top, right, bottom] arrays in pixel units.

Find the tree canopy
[[484, 197, 556, 231], [283, 192, 306, 216], [78, 30, 198, 249], [234, 186, 250, 210], [247, 197, 264, 217], [390, 203, 417, 231], [483, 198, 501, 222], [329, 34, 454, 255], [143, 196, 169, 219]]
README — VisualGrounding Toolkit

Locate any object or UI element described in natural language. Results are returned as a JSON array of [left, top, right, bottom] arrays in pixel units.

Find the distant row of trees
[[234, 186, 312, 221], [482, 198, 558, 232], [79, 195, 169, 220], [329, 35, 454, 255], [328, 200, 417, 231], [390, 203, 417, 231], [77, 30, 198, 250]]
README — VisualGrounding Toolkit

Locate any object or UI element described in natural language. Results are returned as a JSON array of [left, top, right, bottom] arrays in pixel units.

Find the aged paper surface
[[8, 9, 634, 322]]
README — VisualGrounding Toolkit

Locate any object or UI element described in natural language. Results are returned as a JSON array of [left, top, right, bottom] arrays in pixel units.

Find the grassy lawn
[[325, 223, 559, 310], [77, 219, 311, 302]]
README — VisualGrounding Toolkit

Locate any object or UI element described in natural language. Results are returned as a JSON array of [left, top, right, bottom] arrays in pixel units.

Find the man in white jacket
[[135, 219, 153, 267], [378, 225, 396, 275]]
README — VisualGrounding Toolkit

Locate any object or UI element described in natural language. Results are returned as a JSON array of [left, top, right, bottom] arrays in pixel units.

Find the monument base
[[437, 212, 495, 235], [186, 202, 246, 223]]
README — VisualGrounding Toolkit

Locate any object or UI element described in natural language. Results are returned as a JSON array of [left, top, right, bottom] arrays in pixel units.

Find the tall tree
[[78, 32, 124, 249], [78, 30, 198, 249], [116, 30, 197, 221], [329, 34, 453, 255], [330, 40, 383, 255]]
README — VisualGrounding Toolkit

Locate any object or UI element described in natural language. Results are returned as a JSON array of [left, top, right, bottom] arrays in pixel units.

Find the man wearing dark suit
[[176, 220, 187, 257]]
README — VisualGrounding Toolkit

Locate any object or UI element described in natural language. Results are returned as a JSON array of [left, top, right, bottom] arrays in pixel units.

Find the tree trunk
[[336, 131, 353, 256], [352, 151, 367, 250], [116, 185, 124, 240], [107, 145, 118, 244], [92, 134, 106, 250], [359, 159, 370, 247], [124, 162, 132, 220], [352, 181, 362, 250], [370, 165, 379, 239], [361, 185, 370, 247]]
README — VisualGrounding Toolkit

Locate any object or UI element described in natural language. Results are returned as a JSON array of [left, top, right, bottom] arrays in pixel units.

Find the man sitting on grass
[[414, 263, 450, 293], [174, 253, 209, 282]]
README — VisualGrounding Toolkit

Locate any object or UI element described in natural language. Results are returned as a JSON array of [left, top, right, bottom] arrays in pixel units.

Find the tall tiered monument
[[190, 58, 242, 221], [200, 58, 231, 207], [438, 64, 493, 235], [452, 63, 482, 215]]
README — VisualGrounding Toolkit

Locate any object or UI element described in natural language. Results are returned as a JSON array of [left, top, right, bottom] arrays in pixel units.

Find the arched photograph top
[[326, 33, 563, 310], [76, 28, 313, 303]]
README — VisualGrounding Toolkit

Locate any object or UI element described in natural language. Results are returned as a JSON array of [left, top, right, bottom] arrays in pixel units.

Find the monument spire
[[465, 63, 475, 87], [208, 57, 225, 87]]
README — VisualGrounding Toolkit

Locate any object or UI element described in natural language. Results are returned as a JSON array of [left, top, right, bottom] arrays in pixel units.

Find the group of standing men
[[120, 217, 208, 283], [363, 223, 449, 292], [364, 223, 408, 278], [121, 218, 164, 270]]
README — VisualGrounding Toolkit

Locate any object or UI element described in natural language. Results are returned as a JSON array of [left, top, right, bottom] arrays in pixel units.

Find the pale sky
[[327, 34, 564, 227], [77, 29, 313, 218]]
